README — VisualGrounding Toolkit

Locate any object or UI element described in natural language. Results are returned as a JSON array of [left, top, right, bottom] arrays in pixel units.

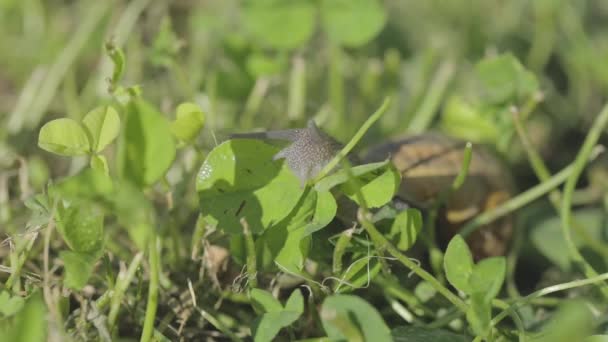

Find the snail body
[[232, 120, 514, 258]]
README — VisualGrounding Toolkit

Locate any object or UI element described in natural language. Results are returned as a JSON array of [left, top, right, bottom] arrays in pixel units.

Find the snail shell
[[364, 133, 514, 259]]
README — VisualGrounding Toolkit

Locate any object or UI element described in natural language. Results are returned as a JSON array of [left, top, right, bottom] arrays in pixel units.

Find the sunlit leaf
[[196, 140, 304, 234], [321, 294, 391, 341], [444, 235, 474, 294], [38, 118, 90, 156], [120, 99, 176, 186], [81, 105, 120, 152]]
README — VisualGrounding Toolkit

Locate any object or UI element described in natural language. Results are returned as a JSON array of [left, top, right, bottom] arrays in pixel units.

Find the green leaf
[[390, 208, 422, 251], [56, 201, 104, 255], [0, 291, 25, 317], [253, 311, 302, 342], [284, 290, 304, 314], [392, 326, 470, 342], [250, 289, 304, 342], [81, 105, 120, 152], [60, 251, 97, 290], [250, 289, 283, 313], [0, 292, 46, 342], [474, 53, 539, 105], [320, 0, 387, 48], [120, 99, 176, 186], [90, 154, 109, 175], [246, 53, 287, 77], [530, 208, 606, 272], [466, 292, 491, 338], [171, 102, 205, 143], [242, 0, 315, 50], [440, 96, 500, 144], [470, 257, 506, 300], [315, 161, 389, 192], [303, 190, 337, 236], [196, 140, 304, 234], [444, 235, 474, 294], [341, 163, 400, 208], [585, 336, 608, 342], [38, 118, 90, 156], [321, 295, 391, 341]]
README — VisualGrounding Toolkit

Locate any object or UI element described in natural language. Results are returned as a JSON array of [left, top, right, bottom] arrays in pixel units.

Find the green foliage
[[242, 0, 315, 50], [321, 294, 391, 342], [0, 292, 25, 317], [250, 289, 304, 342], [120, 99, 176, 187], [81, 106, 120, 153], [60, 251, 97, 290], [196, 139, 304, 234], [320, 0, 387, 47], [445, 235, 507, 337], [389, 208, 422, 251], [392, 326, 469, 342], [38, 118, 91, 156], [0, 292, 46, 342], [170, 102, 205, 144]]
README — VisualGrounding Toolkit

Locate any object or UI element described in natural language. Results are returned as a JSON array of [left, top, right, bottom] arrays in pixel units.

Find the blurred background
[[2, 0, 608, 335]]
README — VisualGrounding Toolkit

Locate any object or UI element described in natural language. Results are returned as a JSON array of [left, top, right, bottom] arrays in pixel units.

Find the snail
[[231, 120, 514, 259]]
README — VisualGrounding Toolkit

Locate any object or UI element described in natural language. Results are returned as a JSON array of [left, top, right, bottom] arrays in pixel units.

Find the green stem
[[329, 44, 345, 131], [241, 218, 258, 289], [108, 252, 144, 330], [407, 60, 455, 133], [512, 107, 608, 260], [7, 0, 114, 132], [560, 103, 608, 299], [425, 142, 473, 278], [287, 56, 306, 120], [5, 233, 38, 291], [460, 163, 575, 237], [140, 235, 160, 342], [492, 272, 608, 327], [313, 97, 391, 183], [332, 229, 353, 274], [358, 209, 467, 312]]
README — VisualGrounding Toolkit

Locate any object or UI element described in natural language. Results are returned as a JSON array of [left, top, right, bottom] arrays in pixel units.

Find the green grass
[[2, 1, 608, 341]]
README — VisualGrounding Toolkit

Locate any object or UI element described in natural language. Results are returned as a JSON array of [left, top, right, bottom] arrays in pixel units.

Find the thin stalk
[[460, 163, 574, 237], [492, 272, 608, 327], [560, 103, 608, 299], [241, 218, 258, 288], [313, 97, 391, 183], [425, 142, 473, 278], [5, 232, 38, 291], [512, 108, 608, 259], [332, 228, 354, 274], [357, 209, 467, 312], [140, 234, 160, 342], [195, 307, 241, 342], [108, 252, 144, 330], [407, 60, 455, 133], [8, 0, 114, 132]]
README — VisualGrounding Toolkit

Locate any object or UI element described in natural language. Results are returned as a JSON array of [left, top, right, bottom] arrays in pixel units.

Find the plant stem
[[492, 272, 608, 327], [560, 103, 608, 299], [460, 163, 574, 237], [512, 107, 608, 259], [407, 60, 455, 133], [108, 252, 143, 331], [358, 208, 468, 312], [241, 218, 258, 288], [313, 97, 391, 183], [5, 232, 38, 291], [140, 234, 160, 342]]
